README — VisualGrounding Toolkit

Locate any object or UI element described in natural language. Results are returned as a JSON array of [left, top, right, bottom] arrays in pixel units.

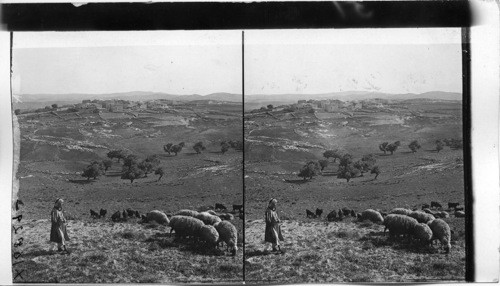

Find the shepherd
[[264, 198, 284, 253], [50, 198, 70, 254]]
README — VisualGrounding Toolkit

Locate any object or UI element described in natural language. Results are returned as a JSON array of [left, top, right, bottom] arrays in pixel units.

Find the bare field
[[14, 103, 243, 283], [244, 100, 466, 282]]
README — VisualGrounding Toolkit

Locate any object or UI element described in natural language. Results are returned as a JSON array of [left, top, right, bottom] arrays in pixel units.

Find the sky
[[12, 31, 242, 95], [12, 29, 462, 96], [245, 28, 462, 95]]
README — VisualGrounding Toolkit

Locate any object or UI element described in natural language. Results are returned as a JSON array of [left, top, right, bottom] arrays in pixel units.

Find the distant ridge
[[14, 91, 242, 104]]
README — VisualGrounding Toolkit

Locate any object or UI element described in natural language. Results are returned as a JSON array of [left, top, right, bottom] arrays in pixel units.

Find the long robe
[[264, 208, 284, 244], [50, 207, 70, 243]]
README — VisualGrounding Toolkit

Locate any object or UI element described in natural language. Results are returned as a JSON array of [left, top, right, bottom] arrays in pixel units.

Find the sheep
[[427, 219, 452, 253], [360, 209, 384, 223], [434, 211, 450, 218], [422, 208, 434, 215], [421, 203, 430, 210], [169, 215, 205, 239], [412, 223, 433, 245], [135, 210, 140, 218], [341, 207, 352, 216], [214, 221, 238, 256], [389, 208, 412, 216], [454, 210, 465, 218], [90, 209, 100, 219], [232, 204, 243, 213], [315, 208, 323, 217], [215, 203, 227, 211], [207, 210, 217, 216], [199, 225, 219, 247], [448, 202, 459, 210], [111, 211, 121, 222], [326, 210, 337, 222], [306, 209, 316, 218], [175, 209, 199, 218], [383, 214, 418, 240], [409, 211, 435, 223], [218, 213, 234, 221], [146, 210, 170, 225], [196, 211, 222, 225], [126, 208, 135, 217], [99, 209, 107, 218], [430, 201, 442, 209], [350, 210, 356, 217]]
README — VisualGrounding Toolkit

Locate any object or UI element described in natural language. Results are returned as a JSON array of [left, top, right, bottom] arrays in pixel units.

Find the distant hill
[[244, 91, 461, 109], [13, 91, 242, 109]]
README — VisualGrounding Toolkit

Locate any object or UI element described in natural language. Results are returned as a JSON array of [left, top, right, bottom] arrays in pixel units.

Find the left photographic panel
[[11, 31, 243, 283]]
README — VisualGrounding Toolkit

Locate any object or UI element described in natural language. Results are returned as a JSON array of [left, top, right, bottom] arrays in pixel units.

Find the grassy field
[[14, 104, 243, 283], [244, 99, 467, 282]]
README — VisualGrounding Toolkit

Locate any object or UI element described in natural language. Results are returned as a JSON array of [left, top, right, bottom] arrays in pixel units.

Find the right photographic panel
[[244, 28, 467, 283]]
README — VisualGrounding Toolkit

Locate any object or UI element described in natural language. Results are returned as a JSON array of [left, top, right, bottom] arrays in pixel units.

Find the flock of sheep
[[306, 201, 465, 254], [89, 204, 241, 256], [145, 209, 239, 256]]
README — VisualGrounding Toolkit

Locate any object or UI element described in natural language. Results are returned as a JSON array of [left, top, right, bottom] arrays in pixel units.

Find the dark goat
[[306, 209, 316, 218], [341, 207, 352, 216], [315, 208, 323, 217], [141, 214, 148, 223], [326, 210, 337, 221], [350, 210, 356, 217], [90, 209, 100, 219], [99, 209, 107, 218], [430, 201, 442, 209], [215, 203, 227, 211], [421, 203, 430, 210], [126, 209, 135, 217], [111, 211, 121, 222], [233, 204, 244, 213], [135, 210, 141, 218], [448, 202, 460, 210]]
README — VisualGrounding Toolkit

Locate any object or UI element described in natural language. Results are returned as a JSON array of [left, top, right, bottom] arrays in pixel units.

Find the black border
[[2, 1, 472, 31]]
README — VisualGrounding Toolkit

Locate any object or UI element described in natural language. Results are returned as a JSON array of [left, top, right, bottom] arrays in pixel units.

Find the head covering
[[268, 198, 277, 210], [54, 198, 63, 209]]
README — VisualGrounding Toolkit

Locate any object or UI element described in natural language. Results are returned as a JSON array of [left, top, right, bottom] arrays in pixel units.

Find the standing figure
[[264, 198, 284, 252], [50, 198, 70, 254]]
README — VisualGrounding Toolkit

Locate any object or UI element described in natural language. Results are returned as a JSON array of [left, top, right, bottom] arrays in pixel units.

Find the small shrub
[[336, 229, 361, 239]]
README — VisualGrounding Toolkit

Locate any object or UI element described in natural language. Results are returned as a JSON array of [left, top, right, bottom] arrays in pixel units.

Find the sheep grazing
[[100, 209, 107, 218], [207, 210, 217, 216], [315, 208, 323, 217], [389, 208, 412, 216], [412, 223, 433, 245], [146, 210, 170, 225], [409, 211, 435, 223], [350, 210, 356, 217], [422, 208, 433, 214], [218, 213, 234, 221], [169, 215, 205, 239], [196, 212, 223, 225], [232, 204, 243, 213], [327, 210, 337, 222], [435, 211, 450, 218], [90, 209, 100, 219], [111, 211, 121, 222], [175, 209, 199, 218], [126, 209, 136, 217], [360, 209, 384, 224], [427, 219, 452, 253], [430, 201, 442, 209], [421, 203, 430, 210], [199, 225, 219, 247], [215, 203, 227, 211], [214, 221, 238, 256], [306, 209, 316, 218], [454, 210, 465, 218], [383, 214, 418, 239], [341, 207, 352, 216], [448, 202, 460, 210]]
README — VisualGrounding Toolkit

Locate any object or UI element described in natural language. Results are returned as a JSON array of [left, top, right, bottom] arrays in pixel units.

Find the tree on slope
[[82, 161, 104, 180], [337, 164, 360, 183], [298, 161, 321, 181], [155, 167, 164, 182], [379, 142, 389, 154], [121, 164, 144, 183], [107, 150, 127, 163], [221, 141, 230, 154], [323, 149, 341, 162], [408, 140, 421, 153], [170, 144, 183, 156], [436, 140, 444, 153], [318, 159, 329, 171], [102, 159, 112, 172], [163, 143, 173, 155], [371, 166, 380, 180], [386, 141, 401, 155], [193, 142, 206, 154], [138, 155, 160, 177]]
